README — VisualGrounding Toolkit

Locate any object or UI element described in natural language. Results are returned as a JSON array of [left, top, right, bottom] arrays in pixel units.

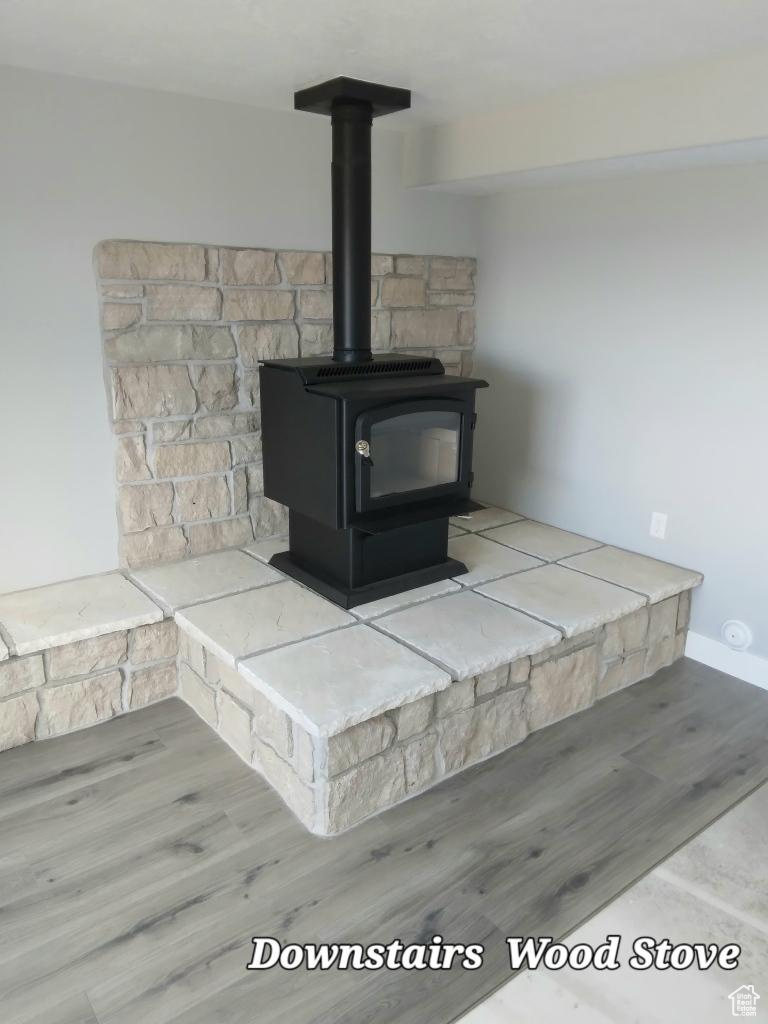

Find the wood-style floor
[[1, 657, 767, 1024]]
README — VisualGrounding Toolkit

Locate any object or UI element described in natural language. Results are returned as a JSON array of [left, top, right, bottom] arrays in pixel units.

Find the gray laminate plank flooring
[[1, 658, 767, 1024]]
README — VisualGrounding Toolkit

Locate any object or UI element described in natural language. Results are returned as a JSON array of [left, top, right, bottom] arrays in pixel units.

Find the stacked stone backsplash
[[96, 240, 477, 569]]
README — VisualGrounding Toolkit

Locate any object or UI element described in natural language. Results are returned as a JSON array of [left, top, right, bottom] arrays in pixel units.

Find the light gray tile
[[477, 564, 645, 637], [657, 781, 768, 930], [470, 872, 768, 1024], [376, 591, 561, 678], [175, 580, 354, 667], [560, 546, 703, 603], [450, 505, 523, 533], [449, 533, 543, 587], [0, 574, 162, 656], [240, 624, 451, 737], [351, 579, 461, 621], [131, 550, 281, 611], [0, 636, 8, 661], [483, 520, 601, 561], [461, 969, 614, 1024]]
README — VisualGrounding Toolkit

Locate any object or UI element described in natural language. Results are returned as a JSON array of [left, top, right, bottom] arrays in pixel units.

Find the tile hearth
[[0, 504, 703, 835], [239, 625, 451, 736], [375, 590, 561, 678], [131, 549, 280, 612], [477, 563, 646, 637], [176, 580, 354, 667], [450, 506, 523, 533], [447, 533, 543, 587], [484, 519, 601, 561], [0, 573, 162, 656], [350, 579, 461, 621], [561, 544, 704, 602], [243, 536, 289, 564]]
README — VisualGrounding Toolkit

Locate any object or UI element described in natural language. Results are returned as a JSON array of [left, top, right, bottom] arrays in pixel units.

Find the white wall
[[474, 163, 768, 657], [0, 66, 479, 594]]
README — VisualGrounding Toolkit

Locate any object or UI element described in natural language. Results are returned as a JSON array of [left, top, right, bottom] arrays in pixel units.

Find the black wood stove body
[[260, 78, 487, 608]]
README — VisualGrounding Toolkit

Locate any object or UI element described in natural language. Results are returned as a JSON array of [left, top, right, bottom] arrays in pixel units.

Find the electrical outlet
[[650, 512, 667, 540]]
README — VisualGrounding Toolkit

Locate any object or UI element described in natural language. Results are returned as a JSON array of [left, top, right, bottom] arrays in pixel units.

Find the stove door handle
[[355, 440, 374, 465]]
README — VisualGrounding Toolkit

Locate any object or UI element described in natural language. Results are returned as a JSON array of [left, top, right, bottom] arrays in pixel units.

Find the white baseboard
[[685, 631, 768, 691]]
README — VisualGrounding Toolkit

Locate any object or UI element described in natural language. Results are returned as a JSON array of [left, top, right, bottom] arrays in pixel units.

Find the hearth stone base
[[177, 597, 690, 835], [0, 620, 179, 751], [0, 503, 702, 835]]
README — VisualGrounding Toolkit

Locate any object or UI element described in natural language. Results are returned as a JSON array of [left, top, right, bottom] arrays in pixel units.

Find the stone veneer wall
[[95, 241, 477, 569], [0, 621, 178, 752], [178, 591, 691, 835]]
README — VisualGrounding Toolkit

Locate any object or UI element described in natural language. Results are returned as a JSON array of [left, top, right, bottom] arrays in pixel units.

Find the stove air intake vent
[[315, 359, 433, 378]]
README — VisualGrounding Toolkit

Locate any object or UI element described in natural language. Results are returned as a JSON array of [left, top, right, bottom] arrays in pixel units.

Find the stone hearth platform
[[0, 505, 702, 835]]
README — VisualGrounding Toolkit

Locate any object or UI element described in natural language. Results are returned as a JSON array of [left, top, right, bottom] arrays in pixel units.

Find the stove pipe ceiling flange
[[294, 77, 411, 364]]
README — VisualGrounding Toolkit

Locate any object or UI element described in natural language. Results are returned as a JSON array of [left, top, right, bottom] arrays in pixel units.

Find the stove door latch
[[355, 439, 374, 466]]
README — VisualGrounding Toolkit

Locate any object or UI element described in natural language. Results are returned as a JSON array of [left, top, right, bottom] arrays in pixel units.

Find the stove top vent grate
[[315, 358, 433, 378]]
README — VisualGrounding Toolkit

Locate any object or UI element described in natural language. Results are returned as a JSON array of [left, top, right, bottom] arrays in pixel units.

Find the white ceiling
[[2, 0, 768, 123]]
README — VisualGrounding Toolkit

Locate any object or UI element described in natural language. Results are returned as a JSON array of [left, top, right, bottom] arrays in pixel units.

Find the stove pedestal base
[[270, 510, 467, 609], [269, 550, 467, 610]]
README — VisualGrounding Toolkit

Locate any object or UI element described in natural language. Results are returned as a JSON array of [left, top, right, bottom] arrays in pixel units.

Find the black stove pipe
[[294, 78, 411, 364], [331, 100, 373, 363]]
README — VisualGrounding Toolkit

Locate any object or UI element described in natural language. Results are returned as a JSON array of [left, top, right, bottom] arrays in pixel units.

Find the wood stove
[[260, 77, 487, 608]]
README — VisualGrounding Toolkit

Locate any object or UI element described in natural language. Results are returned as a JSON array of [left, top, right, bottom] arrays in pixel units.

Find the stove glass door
[[369, 409, 461, 498]]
